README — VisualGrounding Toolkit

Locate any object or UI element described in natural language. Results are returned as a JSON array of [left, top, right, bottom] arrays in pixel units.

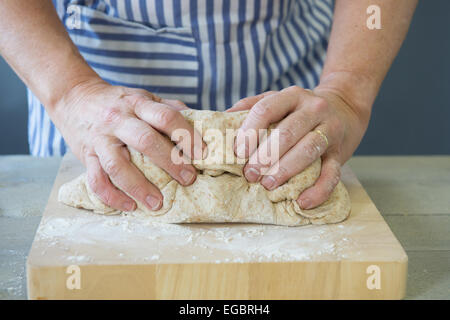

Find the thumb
[[226, 91, 277, 112]]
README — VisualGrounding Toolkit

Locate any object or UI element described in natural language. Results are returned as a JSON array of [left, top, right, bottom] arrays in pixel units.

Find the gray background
[[0, 0, 449, 156]]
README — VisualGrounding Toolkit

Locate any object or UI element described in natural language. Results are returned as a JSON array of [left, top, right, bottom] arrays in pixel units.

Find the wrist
[[314, 70, 378, 125], [48, 73, 104, 112], [51, 75, 107, 127], [313, 73, 375, 162]]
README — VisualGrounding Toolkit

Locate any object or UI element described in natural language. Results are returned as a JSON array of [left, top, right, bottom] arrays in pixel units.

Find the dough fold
[[58, 110, 351, 226]]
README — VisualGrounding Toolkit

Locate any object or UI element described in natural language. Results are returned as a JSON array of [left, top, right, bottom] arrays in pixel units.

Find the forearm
[[0, 0, 100, 114], [316, 0, 417, 121]]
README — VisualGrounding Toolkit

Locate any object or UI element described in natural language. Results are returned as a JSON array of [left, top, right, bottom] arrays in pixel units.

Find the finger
[[95, 139, 163, 211], [235, 86, 309, 159], [226, 91, 277, 112], [161, 98, 189, 111], [134, 100, 206, 160], [135, 90, 188, 111], [259, 125, 329, 189], [85, 152, 136, 212], [115, 117, 198, 186], [296, 155, 341, 209], [244, 108, 324, 182], [130, 90, 188, 111]]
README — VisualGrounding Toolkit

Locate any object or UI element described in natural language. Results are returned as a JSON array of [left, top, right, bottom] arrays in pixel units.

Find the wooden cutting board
[[27, 153, 407, 299]]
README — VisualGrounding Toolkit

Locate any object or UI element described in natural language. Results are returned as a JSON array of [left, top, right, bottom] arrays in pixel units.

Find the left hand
[[227, 85, 369, 209]]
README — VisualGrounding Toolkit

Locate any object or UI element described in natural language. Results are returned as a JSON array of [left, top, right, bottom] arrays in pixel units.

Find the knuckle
[[259, 91, 276, 99], [252, 101, 272, 119], [137, 130, 158, 151], [277, 127, 297, 146], [87, 175, 116, 206], [101, 106, 123, 124], [126, 184, 146, 200], [127, 94, 149, 111], [87, 172, 102, 192], [116, 85, 129, 95], [314, 132, 328, 150], [273, 164, 290, 181], [147, 92, 161, 102], [172, 99, 184, 107], [308, 97, 328, 114], [285, 85, 303, 94], [133, 89, 151, 97], [303, 140, 321, 161], [103, 157, 122, 178], [154, 108, 178, 128], [101, 190, 117, 207]]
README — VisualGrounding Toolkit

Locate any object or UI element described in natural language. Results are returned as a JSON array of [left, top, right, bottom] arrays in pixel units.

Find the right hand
[[52, 78, 206, 212]]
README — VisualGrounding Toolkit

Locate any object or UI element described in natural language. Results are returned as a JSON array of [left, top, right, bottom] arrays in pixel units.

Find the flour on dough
[[58, 110, 351, 226]]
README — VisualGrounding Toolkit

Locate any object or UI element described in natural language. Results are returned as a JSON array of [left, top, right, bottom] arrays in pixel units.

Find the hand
[[52, 78, 206, 212], [227, 85, 369, 209]]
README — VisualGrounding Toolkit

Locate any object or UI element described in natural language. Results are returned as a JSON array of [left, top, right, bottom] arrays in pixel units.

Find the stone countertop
[[0, 155, 449, 300]]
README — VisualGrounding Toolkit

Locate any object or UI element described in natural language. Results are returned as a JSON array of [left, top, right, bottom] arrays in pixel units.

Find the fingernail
[[236, 144, 247, 158], [245, 167, 260, 182], [146, 195, 161, 211], [180, 168, 195, 184], [298, 198, 312, 209], [262, 176, 277, 190], [123, 201, 135, 212]]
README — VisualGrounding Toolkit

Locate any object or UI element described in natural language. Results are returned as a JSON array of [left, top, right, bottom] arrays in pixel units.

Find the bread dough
[[58, 110, 351, 226]]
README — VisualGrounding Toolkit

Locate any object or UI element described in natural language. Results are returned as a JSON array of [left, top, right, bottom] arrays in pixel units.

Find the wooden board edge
[[27, 259, 407, 300]]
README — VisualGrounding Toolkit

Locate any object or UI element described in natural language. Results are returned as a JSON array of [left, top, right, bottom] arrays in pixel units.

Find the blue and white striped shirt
[[28, 0, 334, 156]]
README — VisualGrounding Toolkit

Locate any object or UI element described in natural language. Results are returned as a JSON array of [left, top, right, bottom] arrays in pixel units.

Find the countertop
[[0, 155, 449, 300]]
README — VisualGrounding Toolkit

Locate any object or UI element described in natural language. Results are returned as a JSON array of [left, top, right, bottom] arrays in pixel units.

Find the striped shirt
[[28, 0, 334, 156]]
